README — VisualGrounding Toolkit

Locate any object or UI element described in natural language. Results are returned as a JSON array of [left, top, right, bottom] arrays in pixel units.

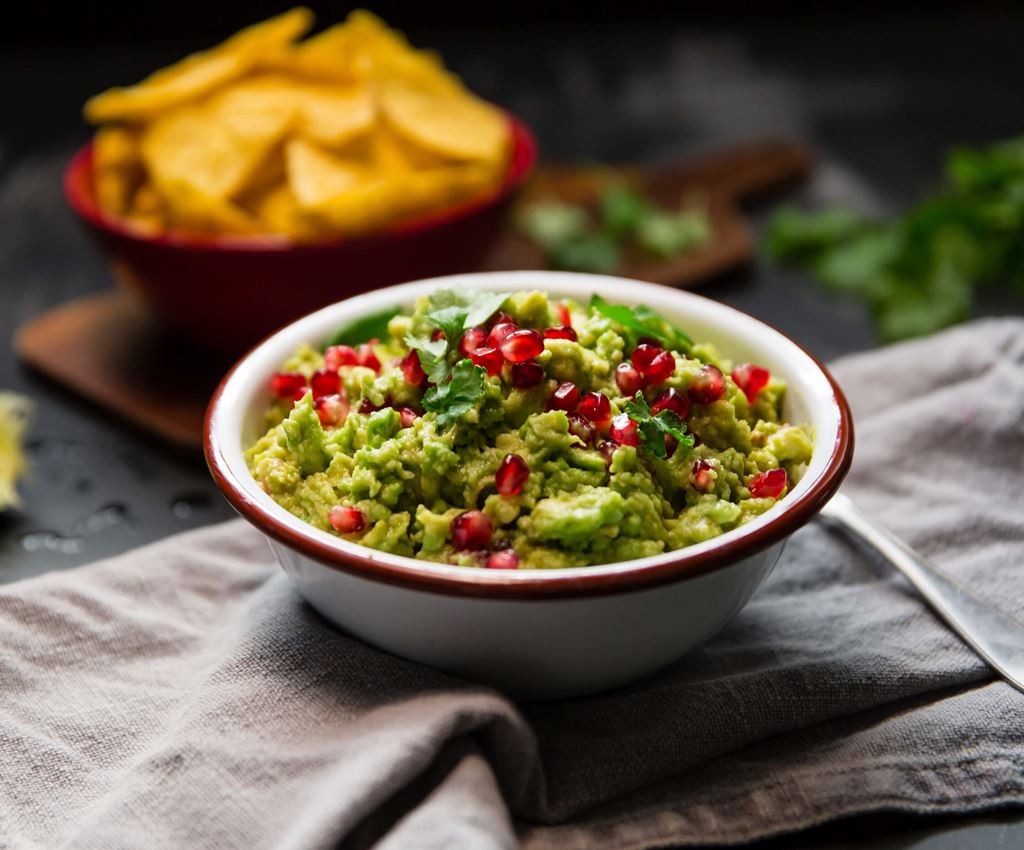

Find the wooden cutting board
[[15, 138, 812, 450]]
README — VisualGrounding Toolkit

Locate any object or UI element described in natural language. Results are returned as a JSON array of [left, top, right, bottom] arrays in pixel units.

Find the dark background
[[2, 4, 1023, 848]]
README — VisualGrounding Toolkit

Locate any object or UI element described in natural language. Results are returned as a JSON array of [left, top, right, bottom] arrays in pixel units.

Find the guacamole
[[245, 289, 813, 569]]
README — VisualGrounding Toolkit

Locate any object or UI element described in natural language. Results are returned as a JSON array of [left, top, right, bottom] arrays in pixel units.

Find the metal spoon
[[818, 492, 1024, 694]]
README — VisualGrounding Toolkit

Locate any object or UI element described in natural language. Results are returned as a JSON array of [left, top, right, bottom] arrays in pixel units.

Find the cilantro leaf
[[634, 209, 712, 259], [766, 133, 1024, 341], [421, 359, 487, 430], [404, 289, 508, 385], [590, 294, 693, 351], [516, 184, 713, 273], [516, 202, 589, 250], [404, 331, 449, 384], [599, 185, 654, 238], [623, 391, 695, 459], [427, 305, 472, 345], [549, 233, 621, 274]]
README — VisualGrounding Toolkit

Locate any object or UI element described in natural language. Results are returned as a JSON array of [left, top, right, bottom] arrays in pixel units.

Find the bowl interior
[[207, 271, 850, 591], [64, 115, 537, 252]]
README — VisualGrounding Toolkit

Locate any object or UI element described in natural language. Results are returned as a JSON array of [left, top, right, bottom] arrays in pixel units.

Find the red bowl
[[64, 116, 537, 354]]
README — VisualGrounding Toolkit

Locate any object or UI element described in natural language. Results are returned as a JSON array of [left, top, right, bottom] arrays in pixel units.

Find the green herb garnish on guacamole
[[246, 289, 813, 568]]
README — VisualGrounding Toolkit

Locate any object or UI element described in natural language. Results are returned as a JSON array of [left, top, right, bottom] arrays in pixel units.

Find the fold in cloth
[[2, 319, 1023, 850]]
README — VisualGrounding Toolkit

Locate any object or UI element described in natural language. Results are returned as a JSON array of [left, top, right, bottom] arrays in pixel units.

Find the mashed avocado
[[245, 289, 813, 569]]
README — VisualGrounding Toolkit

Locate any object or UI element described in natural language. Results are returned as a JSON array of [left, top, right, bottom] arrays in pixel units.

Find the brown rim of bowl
[[205, 307, 854, 601], [64, 113, 537, 252]]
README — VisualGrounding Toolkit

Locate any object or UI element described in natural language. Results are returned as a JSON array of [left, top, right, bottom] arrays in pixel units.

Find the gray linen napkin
[[2, 319, 1023, 850]]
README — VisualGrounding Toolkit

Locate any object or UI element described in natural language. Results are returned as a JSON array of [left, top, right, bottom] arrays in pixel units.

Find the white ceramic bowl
[[206, 271, 853, 699]]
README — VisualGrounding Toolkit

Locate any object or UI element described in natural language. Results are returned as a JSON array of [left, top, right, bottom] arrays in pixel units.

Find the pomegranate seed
[[328, 505, 365, 534], [451, 510, 492, 550], [609, 413, 640, 446], [688, 364, 725, 404], [644, 350, 675, 384], [749, 468, 788, 499], [486, 549, 520, 570], [547, 382, 580, 412], [310, 368, 341, 399], [470, 346, 504, 377], [314, 394, 349, 428], [270, 371, 307, 399], [323, 345, 358, 370], [355, 343, 381, 372], [487, 321, 518, 348], [431, 329, 445, 341], [596, 441, 617, 464], [567, 413, 595, 444], [732, 363, 771, 404], [459, 327, 488, 356], [489, 311, 514, 328], [496, 454, 529, 496], [631, 343, 662, 374], [691, 459, 715, 492], [665, 435, 679, 457], [397, 406, 420, 428], [401, 349, 425, 385], [577, 391, 611, 424], [500, 329, 544, 363], [543, 325, 578, 342], [556, 302, 572, 327], [615, 362, 646, 397], [510, 361, 545, 388], [357, 398, 377, 414], [651, 388, 689, 418]]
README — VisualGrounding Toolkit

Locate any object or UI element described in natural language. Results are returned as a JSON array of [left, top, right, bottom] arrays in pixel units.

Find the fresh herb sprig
[[623, 391, 694, 459], [516, 184, 711, 274], [404, 289, 507, 429], [767, 135, 1024, 342], [589, 294, 692, 352], [422, 359, 486, 430]]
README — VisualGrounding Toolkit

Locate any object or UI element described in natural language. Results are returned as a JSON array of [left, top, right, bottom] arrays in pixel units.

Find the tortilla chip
[[292, 84, 375, 147], [140, 78, 294, 200], [83, 7, 313, 123], [122, 182, 166, 234], [379, 82, 510, 164], [158, 178, 264, 235], [315, 162, 501, 235], [243, 183, 325, 241], [285, 138, 367, 209], [82, 8, 510, 242], [93, 126, 143, 215]]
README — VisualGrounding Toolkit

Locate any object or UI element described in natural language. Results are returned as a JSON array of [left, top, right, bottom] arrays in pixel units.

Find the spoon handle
[[819, 492, 1024, 694]]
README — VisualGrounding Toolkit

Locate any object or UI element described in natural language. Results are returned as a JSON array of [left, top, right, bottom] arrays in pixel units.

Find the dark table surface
[[2, 12, 1023, 849]]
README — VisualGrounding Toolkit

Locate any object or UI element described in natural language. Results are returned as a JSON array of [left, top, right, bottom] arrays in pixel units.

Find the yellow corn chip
[[93, 126, 143, 215], [292, 84, 375, 147], [83, 8, 512, 243], [126, 182, 165, 233], [285, 139, 367, 209], [243, 183, 326, 241], [159, 179, 264, 235], [84, 7, 313, 123], [368, 123, 448, 173], [315, 162, 501, 235], [341, 11, 462, 94], [379, 82, 510, 164], [141, 78, 294, 200]]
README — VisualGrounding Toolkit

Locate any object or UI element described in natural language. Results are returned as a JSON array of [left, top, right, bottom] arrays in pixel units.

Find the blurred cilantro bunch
[[767, 136, 1024, 342], [516, 185, 711, 274]]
